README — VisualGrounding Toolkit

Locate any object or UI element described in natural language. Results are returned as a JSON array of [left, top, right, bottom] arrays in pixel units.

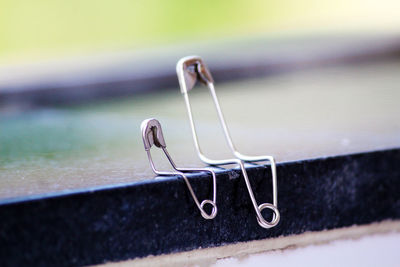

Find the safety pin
[[176, 56, 280, 228], [141, 118, 217, 220]]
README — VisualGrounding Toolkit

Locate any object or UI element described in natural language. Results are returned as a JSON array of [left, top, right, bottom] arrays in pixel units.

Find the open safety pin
[[176, 56, 280, 228], [141, 118, 217, 220]]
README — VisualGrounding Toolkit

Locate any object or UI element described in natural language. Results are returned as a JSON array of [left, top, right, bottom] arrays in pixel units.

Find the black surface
[[0, 148, 399, 266]]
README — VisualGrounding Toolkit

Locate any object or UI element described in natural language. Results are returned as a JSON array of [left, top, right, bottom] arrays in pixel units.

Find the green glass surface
[[1, 61, 400, 199]]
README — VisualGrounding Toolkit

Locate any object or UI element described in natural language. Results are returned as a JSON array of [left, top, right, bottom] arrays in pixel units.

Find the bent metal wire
[[141, 118, 217, 220], [176, 56, 280, 229]]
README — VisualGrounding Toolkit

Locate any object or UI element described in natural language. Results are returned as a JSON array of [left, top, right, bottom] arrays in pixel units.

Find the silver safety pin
[[141, 118, 217, 219], [176, 56, 280, 228]]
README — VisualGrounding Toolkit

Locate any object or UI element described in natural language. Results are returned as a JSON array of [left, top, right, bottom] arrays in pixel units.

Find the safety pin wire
[[183, 91, 278, 228], [142, 119, 217, 220], [178, 57, 280, 228], [208, 81, 278, 213]]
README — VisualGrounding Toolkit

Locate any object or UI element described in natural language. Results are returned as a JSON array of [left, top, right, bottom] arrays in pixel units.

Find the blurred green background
[[1, 0, 400, 63]]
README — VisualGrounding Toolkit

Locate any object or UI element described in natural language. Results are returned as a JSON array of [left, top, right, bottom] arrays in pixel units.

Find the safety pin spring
[[141, 118, 217, 220], [176, 56, 280, 228]]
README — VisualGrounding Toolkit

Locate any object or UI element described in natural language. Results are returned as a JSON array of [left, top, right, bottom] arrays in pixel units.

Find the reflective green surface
[[1, 61, 400, 199]]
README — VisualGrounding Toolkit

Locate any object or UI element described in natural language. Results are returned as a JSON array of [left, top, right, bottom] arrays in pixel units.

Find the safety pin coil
[[141, 118, 217, 220], [176, 56, 280, 228]]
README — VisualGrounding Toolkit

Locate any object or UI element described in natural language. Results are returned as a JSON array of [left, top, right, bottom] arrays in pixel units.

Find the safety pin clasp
[[177, 56, 214, 94], [141, 118, 217, 220]]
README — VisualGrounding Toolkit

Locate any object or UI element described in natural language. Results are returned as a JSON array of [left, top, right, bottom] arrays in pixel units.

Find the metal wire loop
[[176, 56, 279, 228], [141, 118, 217, 220]]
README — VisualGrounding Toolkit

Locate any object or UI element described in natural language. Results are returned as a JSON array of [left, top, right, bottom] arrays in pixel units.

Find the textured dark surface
[[0, 148, 400, 266]]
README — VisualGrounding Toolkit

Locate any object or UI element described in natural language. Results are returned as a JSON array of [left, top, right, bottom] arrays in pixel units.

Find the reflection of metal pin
[[176, 56, 279, 228], [141, 118, 217, 220]]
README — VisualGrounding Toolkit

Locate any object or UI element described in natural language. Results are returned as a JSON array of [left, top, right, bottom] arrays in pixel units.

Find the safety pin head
[[176, 56, 214, 94], [141, 118, 167, 151]]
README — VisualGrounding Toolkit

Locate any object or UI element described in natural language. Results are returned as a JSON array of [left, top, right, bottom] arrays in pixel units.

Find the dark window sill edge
[[0, 147, 399, 266]]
